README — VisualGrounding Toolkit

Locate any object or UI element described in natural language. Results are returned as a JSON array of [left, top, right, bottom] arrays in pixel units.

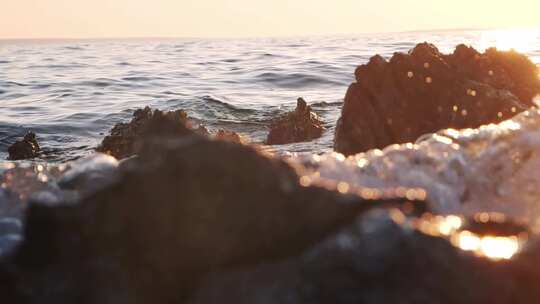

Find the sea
[[1, 29, 540, 257], [1, 29, 540, 162]]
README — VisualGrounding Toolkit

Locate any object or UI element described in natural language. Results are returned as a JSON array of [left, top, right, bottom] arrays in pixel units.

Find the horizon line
[[2, 26, 530, 41]]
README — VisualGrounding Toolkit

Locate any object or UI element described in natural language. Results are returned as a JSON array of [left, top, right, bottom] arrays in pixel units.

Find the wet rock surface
[[2, 134, 419, 303], [335, 43, 540, 155], [7, 132, 40, 161], [2, 44, 540, 304], [96, 107, 193, 159], [213, 129, 245, 144], [97, 107, 245, 159], [266, 98, 325, 145], [189, 210, 540, 304]]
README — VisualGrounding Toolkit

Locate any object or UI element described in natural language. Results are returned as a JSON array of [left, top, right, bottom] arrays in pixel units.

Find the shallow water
[[1, 29, 540, 161]]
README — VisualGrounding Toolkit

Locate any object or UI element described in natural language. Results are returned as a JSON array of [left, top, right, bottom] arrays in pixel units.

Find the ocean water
[[1, 29, 540, 162], [2, 29, 540, 257]]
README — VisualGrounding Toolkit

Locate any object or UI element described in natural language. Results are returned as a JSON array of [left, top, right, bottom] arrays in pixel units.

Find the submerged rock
[[266, 98, 325, 145], [4, 135, 420, 303], [334, 43, 540, 155], [7, 132, 40, 160]]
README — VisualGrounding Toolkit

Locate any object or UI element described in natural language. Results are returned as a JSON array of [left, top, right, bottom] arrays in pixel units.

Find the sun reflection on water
[[479, 29, 539, 53], [411, 213, 526, 261]]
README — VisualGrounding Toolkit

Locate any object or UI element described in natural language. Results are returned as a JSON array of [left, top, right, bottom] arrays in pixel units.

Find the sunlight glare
[[479, 29, 539, 53]]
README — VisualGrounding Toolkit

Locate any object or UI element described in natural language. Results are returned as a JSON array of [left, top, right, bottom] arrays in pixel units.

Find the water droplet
[[425, 76, 432, 84], [488, 70, 494, 76], [461, 109, 468, 116], [337, 182, 350, 194], [407, 71, 414, 78], [453, 105, 458, 112], [335, 153, 346, 162], [299, 176, 311, 187], [498, 112, 503, 118], [424, 62, 430, 68]]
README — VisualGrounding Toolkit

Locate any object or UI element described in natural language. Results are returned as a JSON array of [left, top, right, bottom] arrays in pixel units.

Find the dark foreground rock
[[189, 211, 540, 304], [2, 133, 421, 304], [97, 107, 244, 159], [335, 43, 540, 155], [266, 98, 325, 145], [7, 132, 40, 160]]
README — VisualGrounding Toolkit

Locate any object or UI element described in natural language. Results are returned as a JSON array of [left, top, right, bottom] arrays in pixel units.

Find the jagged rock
[[96, 107, 194, 159], [266, 98, 325, 145], [335, 43, 540, 155], [97, 107, 246, 159], [3, 135, 421, 303], [213, 129, 245, 144], [7, 132, 40, 160]]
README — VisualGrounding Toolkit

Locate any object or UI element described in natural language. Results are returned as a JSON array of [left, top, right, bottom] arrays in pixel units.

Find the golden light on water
[[454, 231, 481, 251], [480, 236, 520, 260], [451, 231, 521, 260], [412, 213, 526, 261], [479, 29, 539, 53]]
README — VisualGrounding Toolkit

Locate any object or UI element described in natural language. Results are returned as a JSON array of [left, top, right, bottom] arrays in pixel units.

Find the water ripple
[[0, 30, 539, 161]]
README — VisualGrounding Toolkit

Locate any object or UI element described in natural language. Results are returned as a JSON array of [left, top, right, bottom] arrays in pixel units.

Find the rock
[[188, 211, 540, 304], [57, 154, 120, 197], [266, 98, 325, 145], [96, 107, 194, 159], [5, 135, 422, 303], [97, 107, 247, 159], [335, 43, 540, 155], [7, 132, 40, 160], [213, 129, 245, 144]]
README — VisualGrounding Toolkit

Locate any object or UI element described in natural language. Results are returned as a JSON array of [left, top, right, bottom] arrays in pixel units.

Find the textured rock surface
[[3, 135, 419, 304], [334, 43, 540, 155], [189, 211, 540, 304], [213, 129, 245, 144], [97, 107, 245, 159], [96, 107, 193, 159], [7, 132, 40, 160], [266, 98, 325, 145]]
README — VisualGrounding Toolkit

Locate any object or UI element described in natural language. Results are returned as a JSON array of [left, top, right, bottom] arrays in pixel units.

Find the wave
[[1, 81, 27, 87], [121, 76, 160, 82], [222, 58, 241, 63], [1, 32, 539, 161], [255, 72, 345, 88], [310, 101, 343, 107], [300, 109, 540, 225], [63, 46, 85, 51], [200, 95, 256, 114]]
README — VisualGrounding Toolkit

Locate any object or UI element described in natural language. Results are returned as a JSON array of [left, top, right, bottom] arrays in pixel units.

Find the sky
[[1, 0, 540, 39]]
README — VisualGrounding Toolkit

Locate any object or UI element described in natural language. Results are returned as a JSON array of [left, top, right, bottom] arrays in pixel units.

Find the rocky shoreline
[[2, 42, 540, 303]]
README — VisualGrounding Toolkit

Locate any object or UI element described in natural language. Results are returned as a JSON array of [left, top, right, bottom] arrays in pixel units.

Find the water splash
[[299, 109, 540, 231]]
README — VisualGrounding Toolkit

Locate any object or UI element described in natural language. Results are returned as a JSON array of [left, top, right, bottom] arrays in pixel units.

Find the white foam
[[299, 109, 540, 229]]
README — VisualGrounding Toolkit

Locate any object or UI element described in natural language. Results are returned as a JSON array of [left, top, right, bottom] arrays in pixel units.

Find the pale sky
[[1, 0, 540, 39]]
